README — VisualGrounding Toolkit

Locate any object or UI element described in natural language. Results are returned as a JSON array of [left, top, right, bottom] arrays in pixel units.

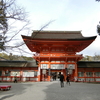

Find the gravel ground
[[0, 81, 100, 100]]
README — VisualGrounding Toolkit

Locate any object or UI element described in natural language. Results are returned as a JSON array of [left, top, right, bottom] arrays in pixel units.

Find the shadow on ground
[[0, 82, 33, 100], [43, 82, 100, 100]]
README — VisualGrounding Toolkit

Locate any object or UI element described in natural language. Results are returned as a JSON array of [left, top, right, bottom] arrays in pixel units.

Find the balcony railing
[[33, 53, 83, 57]]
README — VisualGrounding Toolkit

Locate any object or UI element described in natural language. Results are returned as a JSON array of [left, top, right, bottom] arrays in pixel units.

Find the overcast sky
[[16, 0, 100, 56]]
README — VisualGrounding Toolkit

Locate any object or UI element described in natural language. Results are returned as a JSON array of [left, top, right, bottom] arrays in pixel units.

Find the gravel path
[[0, 81, 100, 100]]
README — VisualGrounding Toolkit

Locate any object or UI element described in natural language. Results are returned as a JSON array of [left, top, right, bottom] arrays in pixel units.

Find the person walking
[[14, 76, 17, 83], [66, 75, 70, 85], [59, 74, 64, 88]]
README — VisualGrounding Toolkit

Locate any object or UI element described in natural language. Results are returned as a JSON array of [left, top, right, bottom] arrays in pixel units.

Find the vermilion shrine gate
[[22, 31, 96, 82]]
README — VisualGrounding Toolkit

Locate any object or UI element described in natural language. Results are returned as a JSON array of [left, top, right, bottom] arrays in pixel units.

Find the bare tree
[[0, 0, 55, 57], [0, 0, 30, 54]]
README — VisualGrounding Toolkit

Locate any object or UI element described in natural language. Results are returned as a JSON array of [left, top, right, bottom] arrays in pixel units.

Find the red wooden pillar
[[84, 68, 86, 82], [20, 70, 23, 81], [48, 62, 51, 81], [37, 62, 41, 82], [74, 63, 78, 81], [63, 69, 66, 81]]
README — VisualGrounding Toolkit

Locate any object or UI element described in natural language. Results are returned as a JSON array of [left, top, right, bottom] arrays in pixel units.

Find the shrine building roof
[[22, 30, 97, 40], [78, 61, 100, 68], [0, 61, 38, 67]]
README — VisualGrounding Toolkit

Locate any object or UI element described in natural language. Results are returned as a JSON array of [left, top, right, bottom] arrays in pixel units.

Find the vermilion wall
[[78, 67, 100, 82], [0, 67, 38, 82]]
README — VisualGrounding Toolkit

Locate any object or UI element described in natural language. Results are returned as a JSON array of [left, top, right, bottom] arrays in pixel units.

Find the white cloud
[[15, 0, 100, 56]]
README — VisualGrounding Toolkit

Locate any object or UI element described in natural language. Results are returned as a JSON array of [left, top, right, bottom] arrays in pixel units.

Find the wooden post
[[37, 63, 41, 82], [20, 70, 23, 82], [74, 63, 78, 82], [48, 62, 51, 81]]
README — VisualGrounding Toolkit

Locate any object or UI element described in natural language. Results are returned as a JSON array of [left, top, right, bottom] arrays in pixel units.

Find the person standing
[[66, 75, 70, 85], [59, 74, 64, 88]]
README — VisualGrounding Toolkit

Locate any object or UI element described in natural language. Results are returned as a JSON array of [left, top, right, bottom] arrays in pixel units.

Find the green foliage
[[20, 56, 34, 61], [81, 55, 100, 61], [0, 53, 9, 60], [0, 53, 33, 61]]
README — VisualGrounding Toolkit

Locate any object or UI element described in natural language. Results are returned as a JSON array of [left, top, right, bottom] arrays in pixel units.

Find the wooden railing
[[33, 53, 83, 57], [78, 77, 100, 82]]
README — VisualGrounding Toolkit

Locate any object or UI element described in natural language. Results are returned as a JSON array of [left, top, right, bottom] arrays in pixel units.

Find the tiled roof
[[28, 30, 96, 40], [78, 61, 100, 68], [31, 30, 84, 39], [0, 61, 37, 67], [22, 30, 97, 41]]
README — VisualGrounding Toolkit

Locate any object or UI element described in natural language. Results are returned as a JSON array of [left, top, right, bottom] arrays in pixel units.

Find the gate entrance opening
[[40, 66, 76, 82]]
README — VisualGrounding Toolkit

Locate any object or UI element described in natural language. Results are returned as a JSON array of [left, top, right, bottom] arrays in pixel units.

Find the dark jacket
[[66, 76, 70, 82], [60, 74, 64, 82]]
